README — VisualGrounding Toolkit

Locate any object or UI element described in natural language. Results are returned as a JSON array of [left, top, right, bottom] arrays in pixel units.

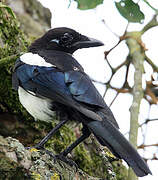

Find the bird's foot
[[55, 153, 78, 170], [25, 143, 45, 151], [25, 146, 77, 170], [25, 145, 56, 159]]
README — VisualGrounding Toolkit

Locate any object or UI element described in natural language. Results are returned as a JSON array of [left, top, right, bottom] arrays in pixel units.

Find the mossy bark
[[0, 135, 103, 180], [0, 3, 28, 114]]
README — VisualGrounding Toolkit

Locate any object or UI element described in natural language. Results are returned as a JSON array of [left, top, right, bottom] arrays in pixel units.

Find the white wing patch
[[18, 87, 56, 122], [20, 53, 55, 67]]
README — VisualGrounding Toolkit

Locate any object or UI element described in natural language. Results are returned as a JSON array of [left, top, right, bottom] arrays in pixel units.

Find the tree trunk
[[126, 32, 144, 180]]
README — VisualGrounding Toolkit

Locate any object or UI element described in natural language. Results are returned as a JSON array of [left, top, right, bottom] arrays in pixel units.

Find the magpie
[[12, 27, 151, 177]]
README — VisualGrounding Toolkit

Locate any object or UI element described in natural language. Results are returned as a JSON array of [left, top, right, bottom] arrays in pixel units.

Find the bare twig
[[142, 15, 158, 34], [109, 92, 119, 107], [138, 143, 158, 149], [142, 1, 158, 13], [102, 19, 120, 38], [104, 22, 129, 58], [145, 55, 158, 72], [140, 118, 158, 126]]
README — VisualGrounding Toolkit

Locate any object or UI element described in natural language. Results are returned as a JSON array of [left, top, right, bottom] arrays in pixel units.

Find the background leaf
[[115, 0, 144, 23], [74, 0, 103, 10]]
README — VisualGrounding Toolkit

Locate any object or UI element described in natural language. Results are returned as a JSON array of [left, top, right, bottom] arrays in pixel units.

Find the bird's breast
[[18, 87, 56, 122]]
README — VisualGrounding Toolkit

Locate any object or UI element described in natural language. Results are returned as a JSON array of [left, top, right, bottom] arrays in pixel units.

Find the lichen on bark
[[0, 135, 104, 180]]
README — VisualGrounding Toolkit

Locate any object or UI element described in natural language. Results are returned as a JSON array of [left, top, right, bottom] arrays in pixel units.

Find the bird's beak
[[72, 35, 104, 49]]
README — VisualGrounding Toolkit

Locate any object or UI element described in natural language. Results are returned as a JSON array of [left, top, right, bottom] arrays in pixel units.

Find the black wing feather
[[15, 62, 103, 121], [38, 50, 84, 72], [65, 70, 105, 108]]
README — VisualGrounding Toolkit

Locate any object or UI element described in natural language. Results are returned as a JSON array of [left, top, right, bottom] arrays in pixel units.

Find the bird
[[12, 27, 151, 177]]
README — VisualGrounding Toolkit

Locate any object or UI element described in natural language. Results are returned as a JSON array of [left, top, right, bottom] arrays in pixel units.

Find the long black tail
[[86, 120, 152, 177]]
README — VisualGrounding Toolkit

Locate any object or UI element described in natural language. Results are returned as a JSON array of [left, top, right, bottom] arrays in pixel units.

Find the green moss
[[0, 152, 30, 180], [44, 123, 76, 154], [74, 144, 95, 173], [112, 161, 128, 180], [0, 152, 17, 171], [0, 7, 29, 114]]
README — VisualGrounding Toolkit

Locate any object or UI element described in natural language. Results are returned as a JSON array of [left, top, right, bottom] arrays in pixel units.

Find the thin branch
[[138, 143, 158, 149], [92, 78, 106, 85], [102, 19, 119, 38], [105, 57, 114, 72], [124, 60, 130, 88], [104, 40, 122, 59], [114, 58, 129, 73], [109, 92, 119, 107], [142, 15, 158, 34], [145, 87, 158, 104], [104, 22, 129, 58], [142, 0, 158, 13], [145, 55, 158, 72], [103, 85, 108, 98], [144, 156, 158, 161], [140, 118, 158, 126]]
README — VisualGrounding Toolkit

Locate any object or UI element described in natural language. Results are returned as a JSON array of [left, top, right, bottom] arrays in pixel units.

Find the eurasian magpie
[[12, 27, 151, 177]]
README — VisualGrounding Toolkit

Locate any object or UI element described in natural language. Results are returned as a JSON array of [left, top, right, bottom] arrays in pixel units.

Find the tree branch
[[0, 135, 103, 180], [126, 31, 144, 180], [140, 118, 158, 126], [141, 15, 158, 34], [145, 55, 158, 72], [138, 143, 158, 149]]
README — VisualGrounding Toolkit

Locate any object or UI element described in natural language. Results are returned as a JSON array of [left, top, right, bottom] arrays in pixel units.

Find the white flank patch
[[18, 87, 55, 122], [20, 52, 55, 67]]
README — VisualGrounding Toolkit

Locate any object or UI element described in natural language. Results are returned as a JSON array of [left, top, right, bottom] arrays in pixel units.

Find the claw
[[25, 145, 78, 171], [25, 143, 44, 150], [55, 154, 78, 171]]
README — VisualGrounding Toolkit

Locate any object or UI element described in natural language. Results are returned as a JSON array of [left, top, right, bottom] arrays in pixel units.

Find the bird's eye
[[61, 33, 73, 42], [59, 33, 73, 48]]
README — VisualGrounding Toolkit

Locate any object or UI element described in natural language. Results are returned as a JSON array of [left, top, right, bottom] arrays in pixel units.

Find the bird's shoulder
[[18, 50, 84, 73], [37, 50, 84, 72]]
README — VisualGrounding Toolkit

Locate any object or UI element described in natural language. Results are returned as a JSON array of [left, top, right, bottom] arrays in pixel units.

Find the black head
[[29, 27, 104, 54]]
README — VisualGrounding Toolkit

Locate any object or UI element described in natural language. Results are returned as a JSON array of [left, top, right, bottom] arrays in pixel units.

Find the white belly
[[18, 87, 56, 122]]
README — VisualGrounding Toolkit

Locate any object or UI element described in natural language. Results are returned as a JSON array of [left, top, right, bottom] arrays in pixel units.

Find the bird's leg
[[56, 125, 91, 167], [34, 119, 68, 149], [26, 115, 68, 151], [29, 111, 69, 150], [61, 130, 90, 156]]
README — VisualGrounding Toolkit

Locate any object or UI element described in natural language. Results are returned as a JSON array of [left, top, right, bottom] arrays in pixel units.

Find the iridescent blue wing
[[65, 71, 105, 108]]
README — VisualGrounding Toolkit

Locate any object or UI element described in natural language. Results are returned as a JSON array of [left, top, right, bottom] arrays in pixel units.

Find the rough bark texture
[[0, 135, 102, 180], [0, 0, 128, 179], [6, 0, 51, 37]]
